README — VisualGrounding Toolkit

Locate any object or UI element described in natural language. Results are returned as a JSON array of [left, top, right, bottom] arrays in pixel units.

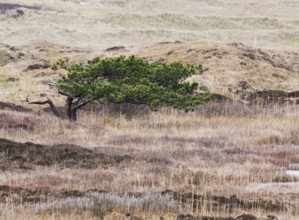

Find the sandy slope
[[0, 0, 298, 51], [138, 41, 299, 100], [0, 0, 298, 106]]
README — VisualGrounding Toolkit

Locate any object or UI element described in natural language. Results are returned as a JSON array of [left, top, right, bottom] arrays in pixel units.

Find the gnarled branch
[[26, 95, 61, 118]]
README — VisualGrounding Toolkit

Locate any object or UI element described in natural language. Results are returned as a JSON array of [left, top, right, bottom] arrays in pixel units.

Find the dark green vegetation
[[53, 56, 213, 121]]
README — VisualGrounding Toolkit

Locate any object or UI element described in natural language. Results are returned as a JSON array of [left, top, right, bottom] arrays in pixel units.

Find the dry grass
[[1, 0, 299, 219], [0, 102, 298, 219], [137, 41, 299, 100], [1, 0, 299, 51]]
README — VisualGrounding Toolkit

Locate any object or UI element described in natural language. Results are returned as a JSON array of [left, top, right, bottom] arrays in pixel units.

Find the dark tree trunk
[[66, 97, 73, 120], [68, 108, 77, 121], [66, 97, 77, 121]]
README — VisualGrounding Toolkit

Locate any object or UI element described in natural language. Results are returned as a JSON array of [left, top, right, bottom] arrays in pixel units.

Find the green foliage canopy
[[55, 55, 213, 111]]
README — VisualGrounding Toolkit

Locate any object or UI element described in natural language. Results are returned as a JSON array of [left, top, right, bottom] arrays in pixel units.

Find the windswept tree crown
[[54, 55, 212, 114]]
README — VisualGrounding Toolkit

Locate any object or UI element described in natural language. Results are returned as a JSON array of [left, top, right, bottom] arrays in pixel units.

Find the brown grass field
[[0, 102, 298, 219], [0, 0, 299, 219]]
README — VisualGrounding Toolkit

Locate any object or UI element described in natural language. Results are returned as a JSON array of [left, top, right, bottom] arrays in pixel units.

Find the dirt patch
[[0, 185, 97, 204], [0, 50, 15, 66], [242, 89, 299, 104], [0, 139, 131, 171], [0, 101, 32, 112], [177, 214, 234, 220], [105, 46, 126, 52], [24, 62, 51, 71], [0, 43, 31, 66], [0, 3, 41, 12], [0, 185, 51, 203], [5, 77, 19, 82], [0, 3, 41, 19], [234, 214, 278, 220]]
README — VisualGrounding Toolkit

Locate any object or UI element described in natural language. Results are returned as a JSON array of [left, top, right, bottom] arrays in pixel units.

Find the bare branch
[[27, 95, 61, 118]]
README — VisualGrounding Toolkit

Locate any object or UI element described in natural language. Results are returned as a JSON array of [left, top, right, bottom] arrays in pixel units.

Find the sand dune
[[0, 0, 298, 102], [0, 0, 298, 52], [0, 0, 298, 105]]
